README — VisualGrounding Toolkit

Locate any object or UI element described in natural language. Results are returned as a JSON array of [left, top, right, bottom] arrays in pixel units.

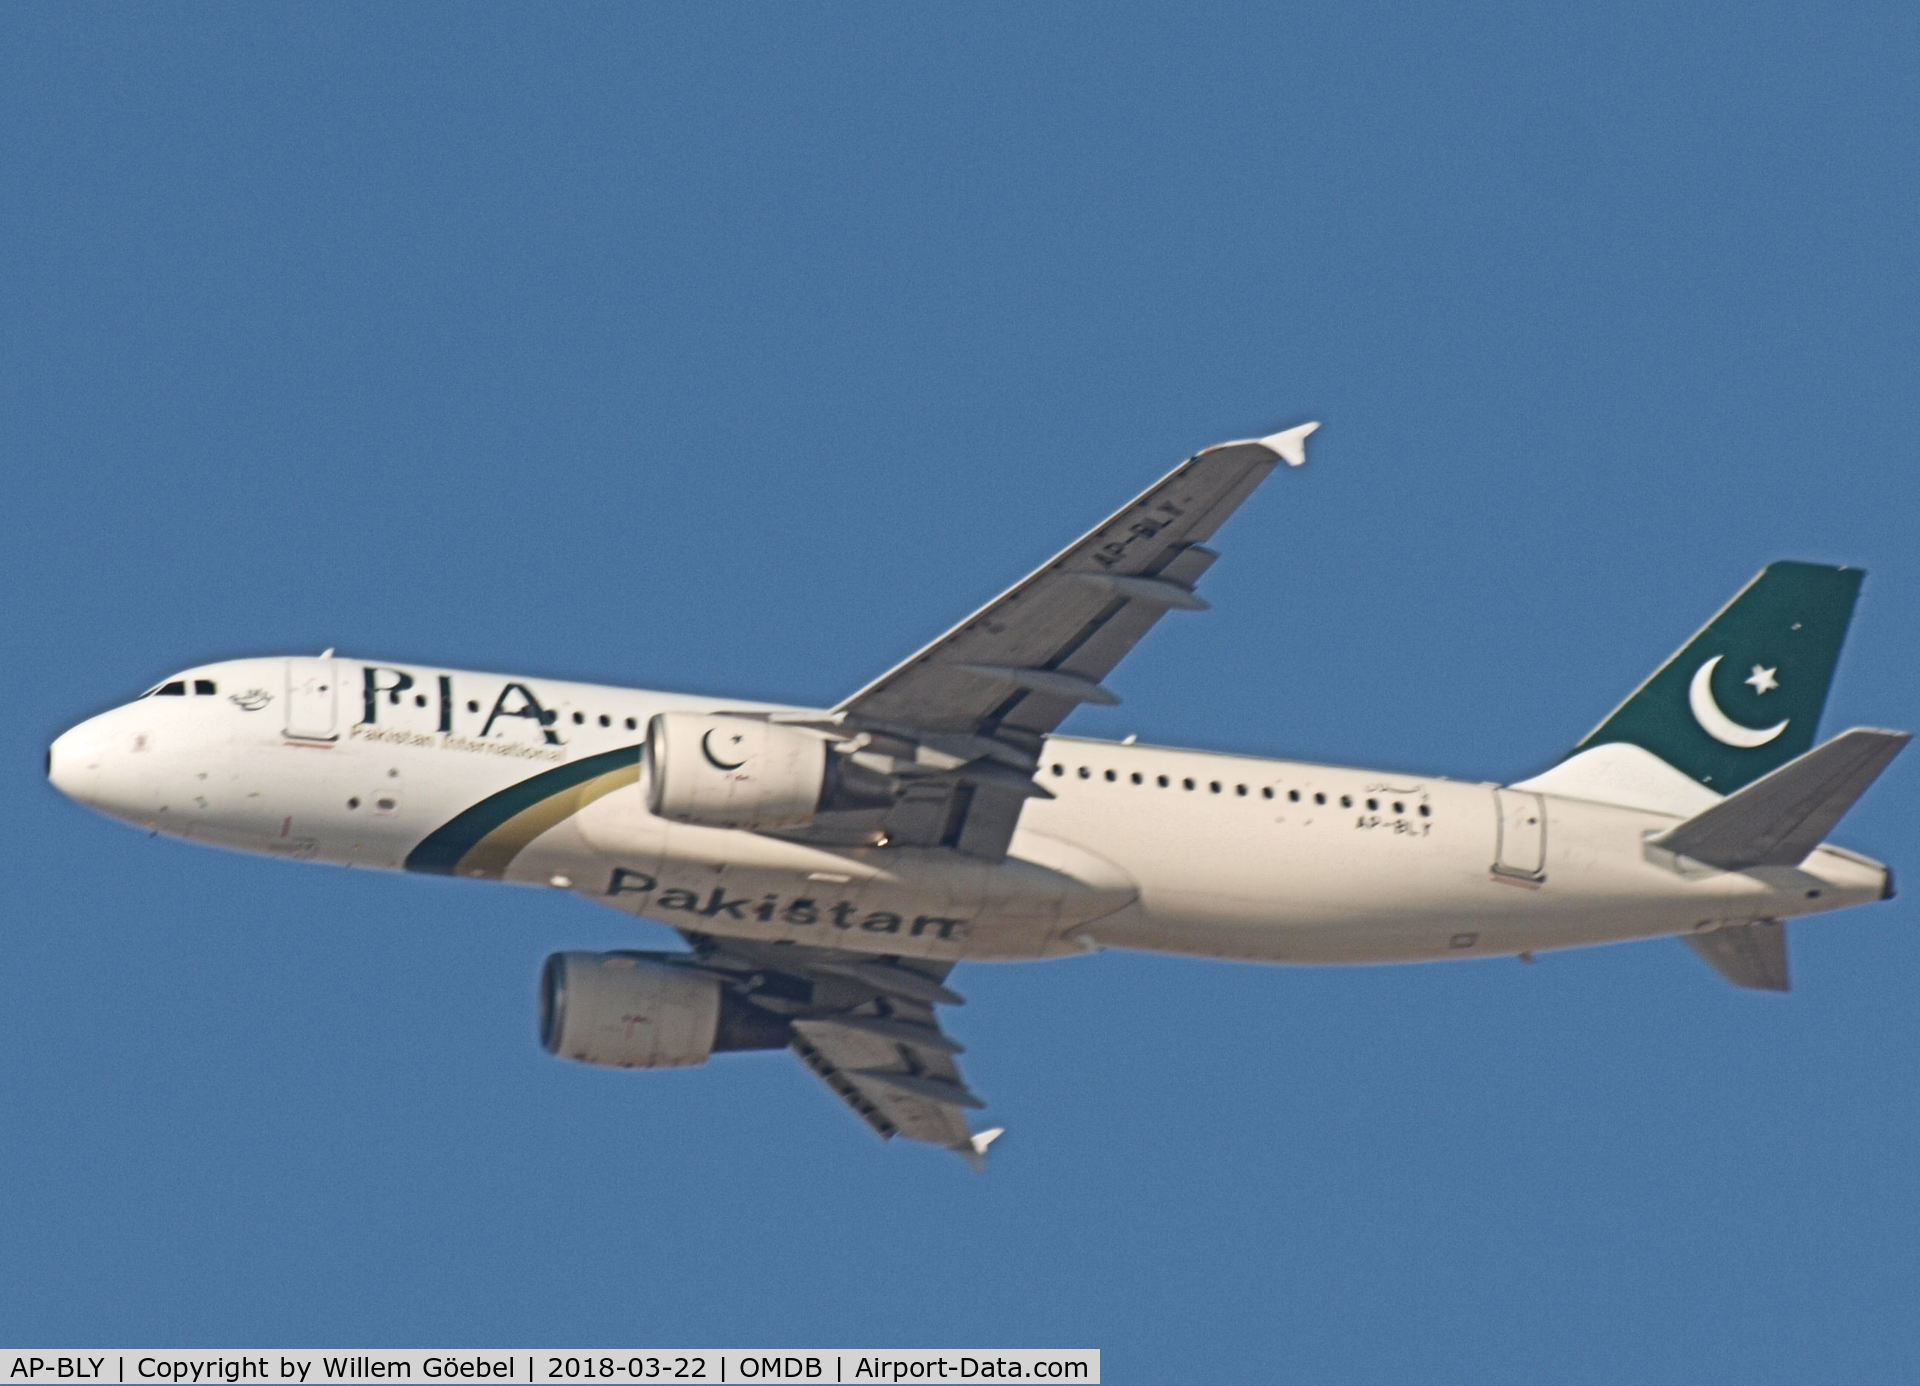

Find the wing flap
[[949, 783, 1030, 860]]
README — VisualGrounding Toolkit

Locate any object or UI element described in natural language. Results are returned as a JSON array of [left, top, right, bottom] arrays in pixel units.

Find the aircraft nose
[[47, 713, 134, 815], [47, 722, 99, 805]]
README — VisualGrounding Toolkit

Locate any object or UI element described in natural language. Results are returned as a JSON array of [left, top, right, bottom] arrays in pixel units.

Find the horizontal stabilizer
[[1651, 728, 1908, 870], [1686, 921, 1790, 992]]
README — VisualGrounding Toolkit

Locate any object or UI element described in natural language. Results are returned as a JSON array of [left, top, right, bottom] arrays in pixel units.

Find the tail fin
[[1570, 562, 1863, 793]]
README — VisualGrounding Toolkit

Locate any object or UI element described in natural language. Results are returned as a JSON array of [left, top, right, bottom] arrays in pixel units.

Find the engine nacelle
[[539, 952, 791, 1070], [646, 711, 828, 829]]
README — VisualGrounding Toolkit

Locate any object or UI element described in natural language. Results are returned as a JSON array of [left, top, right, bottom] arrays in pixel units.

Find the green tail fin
[[1570, 561, 1863, 793]]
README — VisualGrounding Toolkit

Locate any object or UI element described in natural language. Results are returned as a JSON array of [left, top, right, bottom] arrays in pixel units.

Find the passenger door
[[1492, 787, 1546, 881], [284, 658, 339, 742]]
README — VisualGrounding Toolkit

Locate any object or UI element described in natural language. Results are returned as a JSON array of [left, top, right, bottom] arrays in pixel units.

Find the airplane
[[47, 422, 1907, 1166]]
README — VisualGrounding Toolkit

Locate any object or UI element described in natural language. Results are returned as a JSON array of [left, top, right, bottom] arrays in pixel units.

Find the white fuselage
[[48, 656, 1891, 967]]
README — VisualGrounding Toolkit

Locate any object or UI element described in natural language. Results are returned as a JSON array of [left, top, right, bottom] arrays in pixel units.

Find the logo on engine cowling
[[701, 728, 749, 771], [607, 867, 967, 941]]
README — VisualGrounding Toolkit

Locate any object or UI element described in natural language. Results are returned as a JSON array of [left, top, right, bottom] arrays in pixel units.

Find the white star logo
[[1745, 665, 1780, 695]]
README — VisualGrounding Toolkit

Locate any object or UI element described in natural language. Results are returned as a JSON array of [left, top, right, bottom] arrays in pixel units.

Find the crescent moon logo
[[701, 728, 749, 771], [1688, 655, 1788, 749]]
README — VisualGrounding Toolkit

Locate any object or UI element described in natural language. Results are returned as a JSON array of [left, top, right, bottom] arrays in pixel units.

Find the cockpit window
[[194, 679, 216, 695], [154, 681, 186, 696]]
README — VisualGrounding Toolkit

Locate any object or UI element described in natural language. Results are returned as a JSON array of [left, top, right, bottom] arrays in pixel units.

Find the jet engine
[[539, 951, 791, 1069], [646, 711, 830, 829]]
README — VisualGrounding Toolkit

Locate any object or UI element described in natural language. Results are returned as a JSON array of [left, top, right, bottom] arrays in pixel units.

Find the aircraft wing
[[819, 422, 1318, 859], [683, 933, 1002, 1166]]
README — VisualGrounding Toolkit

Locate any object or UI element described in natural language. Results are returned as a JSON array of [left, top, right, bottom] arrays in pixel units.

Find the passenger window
[[1052, 764, 1065, 777], [1288, 790, 1300, 803], [1157, 775, 1170, 788], [1366, 798, 1379, 811], [1261, 787, 1273, 799], [599, 715, 611, 728], [1340, 795, 1353, 808], [414, 693, 428, 708], [625, 717, 638, 731], [156, 682, 186, 696], [1419, 805, 1432, 818], [1183, 778, 1195, 791], [572, 711, 586, 725], [1393, 802, 1405, 814], [1313, 792, 1326, 805], [1078, 766, 1091, 779], [1104, 769, 1117, 782], [1236, 785, 1248, 796], [193, 679, 216, 695], [1131, 772, 1143, 785]]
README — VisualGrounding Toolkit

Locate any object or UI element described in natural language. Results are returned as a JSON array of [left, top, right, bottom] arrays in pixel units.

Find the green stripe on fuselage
[[405, 744, 643, 878]]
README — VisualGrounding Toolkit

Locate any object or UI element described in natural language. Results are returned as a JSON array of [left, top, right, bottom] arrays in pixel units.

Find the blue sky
[[5, 2, 1919, 1377]]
